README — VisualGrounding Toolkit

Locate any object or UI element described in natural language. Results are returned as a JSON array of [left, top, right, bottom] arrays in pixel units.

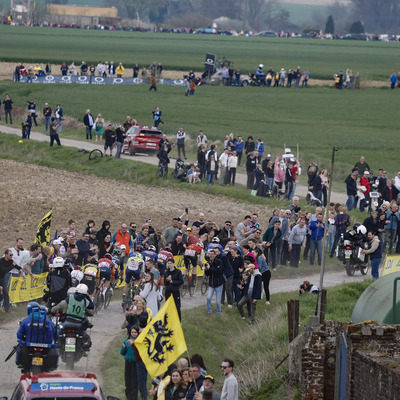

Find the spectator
[[354, 156, 371, 176], [171, 235, 186, 256], [54, 104, 63, 132], [246, 152, 257, 190], [309, 213, 325, 266], [94, 113, 104, 142], [220, 358, 238, 400], [104, 124, 116, 157], [176, 127, 186, 159], [205, 250, 224, 316], [0, 249, 22, 312], [262, 220, 282, 271], [345, 171, 358, 211], [362, 231, 382, 279], [3, 94, 13, 125], [289, 218, 307, 268], [235, 136, 244, 166], [206, 154, 218, 186], [116, 63, 125, 78], [76, 232, 97, 265], [164, 259, 183, 320], [83, 109, 95, 140]]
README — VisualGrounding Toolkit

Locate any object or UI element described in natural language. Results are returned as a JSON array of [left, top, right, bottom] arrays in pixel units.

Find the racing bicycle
[[181, 264, 197, 298], [200, 275, 209, 295]]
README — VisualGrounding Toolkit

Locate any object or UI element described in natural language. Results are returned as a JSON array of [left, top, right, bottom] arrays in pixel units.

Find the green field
[[1, 80, 398, 181], [0, 25, 398, 80]]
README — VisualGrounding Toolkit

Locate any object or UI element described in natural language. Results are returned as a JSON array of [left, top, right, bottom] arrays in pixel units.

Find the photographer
[[152, 106, 163, 127], [204, 250, 224, 316], [383, 204, 400, 254], [299, 280, 319, 295], [164, 259, 183, 320]]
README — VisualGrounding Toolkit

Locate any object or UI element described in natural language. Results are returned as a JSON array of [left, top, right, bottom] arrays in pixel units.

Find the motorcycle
[[58, 317, 92, 370], [337, 229, 369, 276], [249, 72, 266, 86]]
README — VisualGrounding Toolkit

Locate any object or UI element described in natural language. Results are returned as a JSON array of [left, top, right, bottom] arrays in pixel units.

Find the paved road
[[0, 269, 368, 397], [0, 124, 347, 204]]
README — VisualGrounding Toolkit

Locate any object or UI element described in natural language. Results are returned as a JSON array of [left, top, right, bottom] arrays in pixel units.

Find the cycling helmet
[[104, 253, 113, 260], [75, 283, 89, 295], [89, 259, 98, 266], [53, 257, 65, 269], [357, 225, 367, 235], [211, 237, 220, 243], [27, 302, 39, 314], [136, 245, 144, 252], [148, 245, 156, 252], [196, 242, 204, 248], [74, 265, 81, 270], [165, 245, 172, 251], [353, 222, 361, 231], [67, 287, 76, 295], [113, 248, 122, 256]]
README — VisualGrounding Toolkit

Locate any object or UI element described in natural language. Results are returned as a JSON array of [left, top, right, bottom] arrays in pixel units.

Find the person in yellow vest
[[116, 63, 125, 78]]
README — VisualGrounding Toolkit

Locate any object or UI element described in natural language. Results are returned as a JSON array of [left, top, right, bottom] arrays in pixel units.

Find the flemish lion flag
[[35, 210, 52, 247], [135, 296, 187, 378]]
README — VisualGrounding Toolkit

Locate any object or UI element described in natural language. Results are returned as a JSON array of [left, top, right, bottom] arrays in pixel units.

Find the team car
[[6, 372, 119, 400], [123, 125, 163, 156]]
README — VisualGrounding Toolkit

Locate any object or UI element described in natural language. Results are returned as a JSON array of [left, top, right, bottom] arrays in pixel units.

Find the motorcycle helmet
[[357, 225, 367, 235], [148, 245, 156, 252], [353, 222, 361, 231], [258, 64, 264, 69], [27, 301, 39, 314], [75, 283, 89, 295], [53, 257, 65, 269], [211, 237, 220, 243]]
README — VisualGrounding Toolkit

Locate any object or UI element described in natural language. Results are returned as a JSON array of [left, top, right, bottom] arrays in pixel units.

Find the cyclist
[[142, 245, 158, 264], [44, 257, 71, 306], [158, 245, 174, 276], [81, 260, 100, 297], [98, 253, 117, 296], [123, 254, 145, 307], [183, 241, 204, 286], [71, 266, 84, 287], [206, 237, 223, 255], [51, 283, 94, 351]]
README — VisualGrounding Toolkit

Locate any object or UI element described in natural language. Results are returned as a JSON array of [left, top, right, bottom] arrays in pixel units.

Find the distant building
[[46, 4, 118, 25]]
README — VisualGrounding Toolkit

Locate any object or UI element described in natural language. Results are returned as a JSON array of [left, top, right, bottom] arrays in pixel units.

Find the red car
[[7, 372, 115, 400], [123, 125, 163, 156]]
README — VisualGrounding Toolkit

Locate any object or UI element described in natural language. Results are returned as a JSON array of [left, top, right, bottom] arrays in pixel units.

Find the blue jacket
[[218, 253, 233, 278], [385, 210, 400, 230], [243, 270, 262, 299], [256, 142, 264, 157], [257, 255, 269, 274], [17, 309, 57, 347], [309, 220, 325, 241], [235, 141, 244, 154]]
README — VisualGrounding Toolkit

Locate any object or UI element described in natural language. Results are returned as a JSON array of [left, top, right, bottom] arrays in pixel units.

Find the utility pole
[[243, 0, 247, 33], [317, 147, 336, 319]]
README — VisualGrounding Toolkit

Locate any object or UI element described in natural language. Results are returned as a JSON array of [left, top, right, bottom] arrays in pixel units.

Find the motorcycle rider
[[16, 302, 58, 371], [44, 257, 72, 306], [51, 283, 94, 351], [256, 64, 265, 83]]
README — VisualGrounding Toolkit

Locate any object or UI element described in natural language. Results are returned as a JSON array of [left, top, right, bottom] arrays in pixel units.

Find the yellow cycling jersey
[[82, 264, 100, 278]]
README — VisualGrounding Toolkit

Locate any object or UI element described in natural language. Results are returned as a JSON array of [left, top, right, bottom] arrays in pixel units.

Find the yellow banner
[[9, 273, 48, 304], [381, 255, 400, 276], [135, 296, 187, 378], [174, 255, 205, 277]]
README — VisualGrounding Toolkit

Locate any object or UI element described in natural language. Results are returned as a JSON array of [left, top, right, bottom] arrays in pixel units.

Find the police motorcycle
[[6, 302, 59, 373], [51, 284, 94, 370], [337, 223, 369, 276], [249, 64, 266, 86]]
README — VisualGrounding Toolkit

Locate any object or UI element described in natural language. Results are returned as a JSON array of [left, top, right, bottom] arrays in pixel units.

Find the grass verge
[[101, 279, 372, 399]]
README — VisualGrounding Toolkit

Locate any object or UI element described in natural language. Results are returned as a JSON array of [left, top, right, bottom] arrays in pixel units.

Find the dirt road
[[0, 124, 347, 204], [0, 270, 369, 397]]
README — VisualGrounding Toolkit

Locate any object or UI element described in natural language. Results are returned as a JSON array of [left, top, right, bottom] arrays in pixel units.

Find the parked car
[[340, 33, 366, 40], [123, 125, 163, 156], [253, 31, 278, 37], [206, 69, 250, 86], [6, 372, 117, 400]]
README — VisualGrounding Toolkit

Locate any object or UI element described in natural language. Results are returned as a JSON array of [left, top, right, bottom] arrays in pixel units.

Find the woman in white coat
[[139, 272, 160, 317]]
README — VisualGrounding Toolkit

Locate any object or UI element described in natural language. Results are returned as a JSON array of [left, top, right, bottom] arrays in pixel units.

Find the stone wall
[[301, 321, 400, 400]]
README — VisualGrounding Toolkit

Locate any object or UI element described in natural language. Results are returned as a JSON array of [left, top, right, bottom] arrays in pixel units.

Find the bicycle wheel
[[104, 289, 112, 309], [181, 274, 188, 298], [94, 291, 101, 314], [188, 275, 196, 297], [201, 276, 209, 295], [89, 149, 103, 161]]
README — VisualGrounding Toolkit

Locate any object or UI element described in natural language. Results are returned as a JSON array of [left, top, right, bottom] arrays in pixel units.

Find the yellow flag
[[135, 296, 187, 378], [35, 210, 52, 247]]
